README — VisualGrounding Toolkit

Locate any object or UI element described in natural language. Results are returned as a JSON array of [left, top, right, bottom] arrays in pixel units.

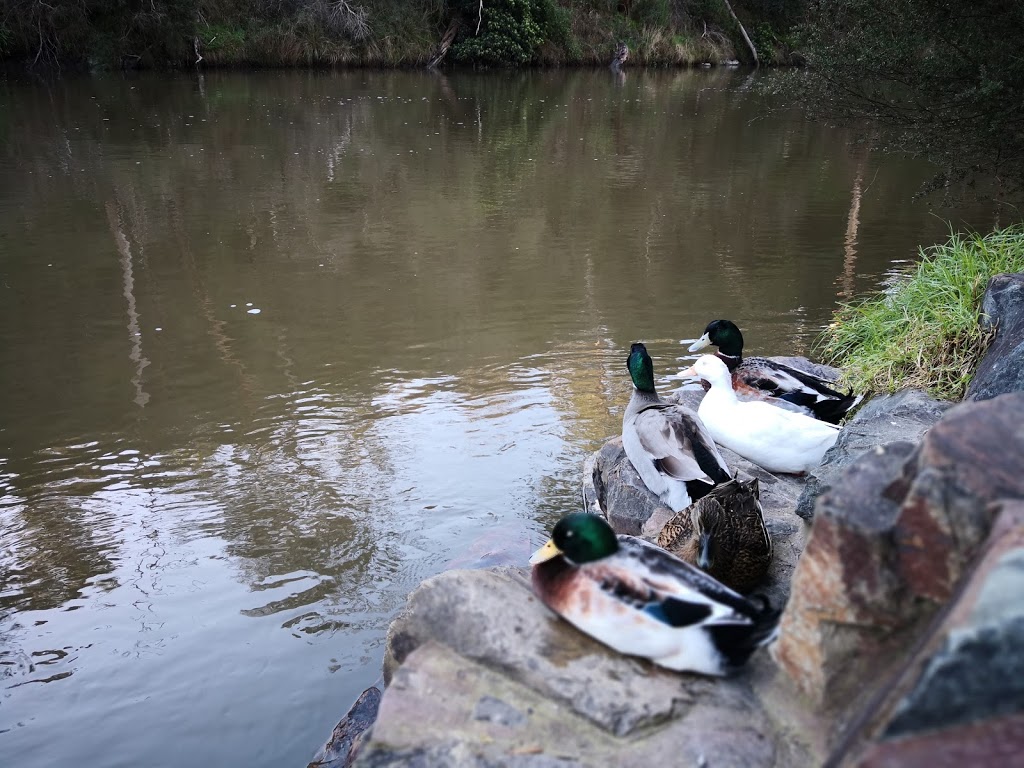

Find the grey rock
[[309, 686, 382, 768], [363, 572, 808, 767], [885, 541, 1024, 737], [966, 272, 1024, 401], [382, 566, 719, 738], [884, 615, 1024, 738], [582, 436, 665, 536], [795, 389, 952, 520], [359, 641, 781, 767], [474, 695, 528, 727]]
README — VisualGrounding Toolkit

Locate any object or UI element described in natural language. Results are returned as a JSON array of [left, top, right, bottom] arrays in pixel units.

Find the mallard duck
[[655, 478, 771, 593], [680, 355, 840, 475], [688, 320, 858, 424], [623, 342, 732, 512], [530, 512, 780, 676]]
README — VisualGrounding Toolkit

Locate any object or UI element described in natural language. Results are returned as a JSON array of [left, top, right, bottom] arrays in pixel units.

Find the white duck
[[623, 343, 732, 511], [679, 355, 841, 475]]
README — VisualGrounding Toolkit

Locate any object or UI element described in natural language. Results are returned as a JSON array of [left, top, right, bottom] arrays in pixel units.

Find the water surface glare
[[0, 68, 992, 766]]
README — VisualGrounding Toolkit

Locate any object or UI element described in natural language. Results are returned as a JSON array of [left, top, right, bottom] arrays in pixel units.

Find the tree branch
[[720, 0, 757, 66]]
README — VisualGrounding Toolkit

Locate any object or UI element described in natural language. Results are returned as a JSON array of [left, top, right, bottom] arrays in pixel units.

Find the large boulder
[[774, 393, 1024, 709], [360, 566, 819, 767], [830, 501, 1024, 767], [966, 272, 1024, 402], [773, 441, 924, 709], [893, 391, 1024, 602], [361, 641, 784, 768], [382, 567, 715, 737], [795, 389, 952, 520]]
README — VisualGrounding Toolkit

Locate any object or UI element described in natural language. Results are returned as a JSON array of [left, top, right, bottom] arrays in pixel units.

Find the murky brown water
[[0, 68, 993, 766]]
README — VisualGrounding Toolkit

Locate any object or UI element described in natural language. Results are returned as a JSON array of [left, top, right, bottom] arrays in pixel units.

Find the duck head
[[626, 342, 656, 393], [691, 502, 724, 571], [688, 320, 744, 357], [530, 513, 619, 566], [678, 354, 734, 390]]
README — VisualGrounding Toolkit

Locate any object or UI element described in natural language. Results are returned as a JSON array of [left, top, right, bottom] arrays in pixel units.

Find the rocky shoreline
[[318, 273, 1024, 767]]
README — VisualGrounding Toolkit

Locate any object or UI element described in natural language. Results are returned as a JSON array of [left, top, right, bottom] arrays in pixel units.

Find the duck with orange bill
[[679, 354, 840, 475]]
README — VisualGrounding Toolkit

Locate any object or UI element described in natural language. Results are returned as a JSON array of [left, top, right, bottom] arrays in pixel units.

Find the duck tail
[[777, 390, 819, 410], [810, 389, 859, 424], [707, 596, 782, 670]]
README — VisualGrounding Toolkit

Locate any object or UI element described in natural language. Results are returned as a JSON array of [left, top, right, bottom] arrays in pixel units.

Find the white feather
[[689, 355, 840, 474]]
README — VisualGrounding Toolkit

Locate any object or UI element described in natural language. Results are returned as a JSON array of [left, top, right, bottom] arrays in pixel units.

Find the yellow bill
[[529, 539, 562, 565]]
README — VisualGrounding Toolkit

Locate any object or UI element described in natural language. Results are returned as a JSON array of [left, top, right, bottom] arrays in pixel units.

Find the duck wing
[[580, 537, 781, 671], [582, 559, 718, 627], [792, 389, 859, 424], [743, 359, 859, 424], [615, 536, 764, 622], [728, 478, 773, 560], [633, 404, 731, 486], [622, 537, 782, 665], [655, 507, 696, 552]]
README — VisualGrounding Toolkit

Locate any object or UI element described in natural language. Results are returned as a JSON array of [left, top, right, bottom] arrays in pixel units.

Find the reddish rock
[[773, 441, 919, 707], [854, 712, 1024, 768], [894, 392, 1024, 602], [776, 393, 1024, 709], [829, 501, 1024, 766]]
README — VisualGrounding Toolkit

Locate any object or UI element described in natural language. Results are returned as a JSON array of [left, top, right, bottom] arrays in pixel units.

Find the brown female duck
[[655, 477, 771, 593]]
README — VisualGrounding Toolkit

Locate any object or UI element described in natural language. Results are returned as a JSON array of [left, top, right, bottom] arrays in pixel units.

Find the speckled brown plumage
[[655, 478, 772, 593]]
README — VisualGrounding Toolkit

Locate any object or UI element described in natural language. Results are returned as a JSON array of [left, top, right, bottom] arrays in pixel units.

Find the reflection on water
[[0, 68, 993, 767]]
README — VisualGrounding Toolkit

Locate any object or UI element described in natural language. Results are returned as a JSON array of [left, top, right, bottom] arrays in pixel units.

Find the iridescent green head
[[689, 320, 744, 357], [627, 342, 656, 393], [530, 513, 619, 565]]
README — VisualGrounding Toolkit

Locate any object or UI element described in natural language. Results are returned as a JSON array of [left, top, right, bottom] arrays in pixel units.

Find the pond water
[[0, 68, 993, 767]]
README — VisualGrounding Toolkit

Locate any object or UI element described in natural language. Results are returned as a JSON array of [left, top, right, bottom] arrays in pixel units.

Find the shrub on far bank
[[818, 225, 1024, 401]]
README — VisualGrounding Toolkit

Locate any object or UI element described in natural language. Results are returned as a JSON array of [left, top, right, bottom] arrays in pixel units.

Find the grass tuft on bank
[[818, 224, 1024, 401]]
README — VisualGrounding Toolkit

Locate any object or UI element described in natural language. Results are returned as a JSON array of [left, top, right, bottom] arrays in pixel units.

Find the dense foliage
[[0, 0, 803, 68], [818, 225, 1024, 401], [452, 0, 548, 65], [785, 0, 1024, 198]]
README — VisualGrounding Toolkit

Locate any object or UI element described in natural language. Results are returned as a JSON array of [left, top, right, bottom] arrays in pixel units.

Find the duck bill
[[688, 333, 712, 353], [529, 539, 562, 565], [697, 533, 713, 570], [677, 365, 698, 379]]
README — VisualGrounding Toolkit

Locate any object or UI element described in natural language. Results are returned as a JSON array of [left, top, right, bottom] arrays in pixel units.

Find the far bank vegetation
[[0, 0, 802, 70]]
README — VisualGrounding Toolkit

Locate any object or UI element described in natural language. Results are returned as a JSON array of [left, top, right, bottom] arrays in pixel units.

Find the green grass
[[817, 224, 1024, 401]]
